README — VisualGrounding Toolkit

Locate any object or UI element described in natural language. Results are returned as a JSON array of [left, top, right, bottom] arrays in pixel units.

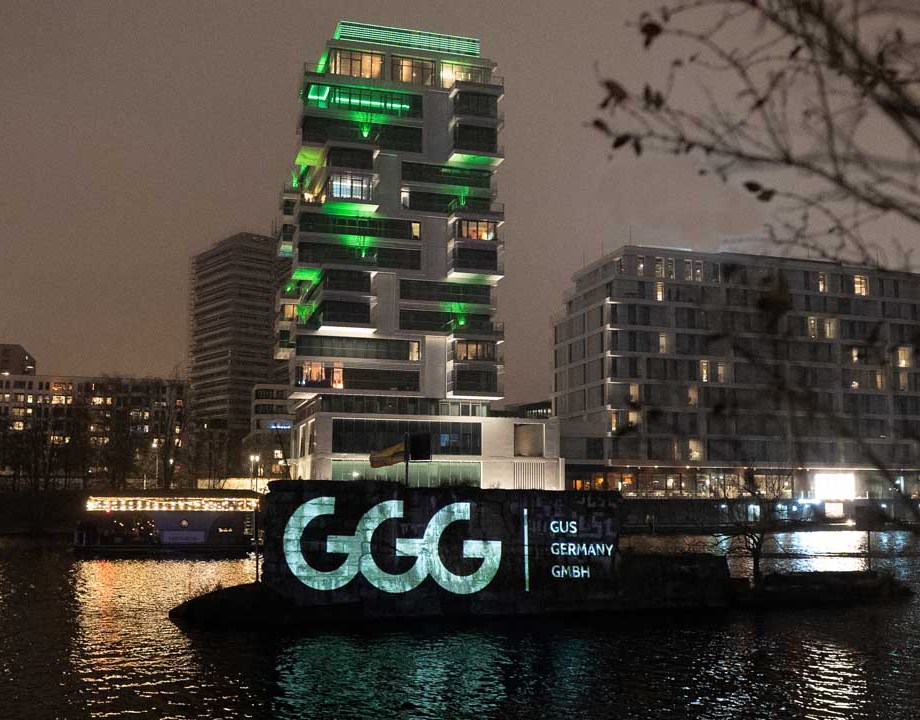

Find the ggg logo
[[283, 497, 502, 595]]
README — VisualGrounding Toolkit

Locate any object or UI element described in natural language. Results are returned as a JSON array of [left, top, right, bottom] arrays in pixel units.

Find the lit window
[[700, 360, 710, 383], [329, 172, 373, 201], [854, 275, 869, 296], [897, 370, 909, 391], [818, 272, 827, 293], [628, 383, 640, 403], [409, 341, 421, 361], [610, 412, 618, 433], [628, 410, 641, 427], [391, 56, 435, 86], [331, 367, 344, 389], [659, 333, 670, 353], [688, 439, 702, 461], [897, 346, 913, 368], [667, 258, 675, 280], [655, 258, 664, 278], [694, 261, 703, 283], [687, 386, 698, 407], [655, 282, 664, 302], [411, 222, 421, 240], [684, 259, 693, 280], [875, 370, 885, 390], [400, 188, 410, 208], [329, 49, 384, 80], [823, 319, 836, 339], [716, 362, 727, 383], [807, 316, 818, 338], [636, 256, 645, 275], [439, 61, 487, 87]]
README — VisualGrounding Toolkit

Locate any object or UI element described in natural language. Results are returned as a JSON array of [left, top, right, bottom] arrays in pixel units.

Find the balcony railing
[[449, 75, 504, 91], [448, 319, 504, 338], [449, 248, 504, 275], [447, 198, 504, 217], [448, 369, 503, 396]]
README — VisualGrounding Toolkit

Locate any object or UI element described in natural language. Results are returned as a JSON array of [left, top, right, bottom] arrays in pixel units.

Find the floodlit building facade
[[554, 245, 920, 500], [276, 21, 562, 489]]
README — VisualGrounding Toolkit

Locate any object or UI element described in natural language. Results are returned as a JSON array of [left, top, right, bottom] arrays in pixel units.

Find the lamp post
[[151, 439, 159, 487], [249, 453, 260, 582]]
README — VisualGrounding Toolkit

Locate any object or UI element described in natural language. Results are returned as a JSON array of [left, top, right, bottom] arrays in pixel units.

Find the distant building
[[241, 383, 294, 481], [275, 21, 562, 489], [0, 373, 184, 487], [554, 245, 920, 499], [188, 232, 280, 476], [0, 345, 36, 375]]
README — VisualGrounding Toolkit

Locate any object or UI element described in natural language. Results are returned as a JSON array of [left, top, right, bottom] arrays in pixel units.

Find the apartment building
[[554, 245, 920, 499], [0, 373, 184, 484], [276, 21, 562, 489]]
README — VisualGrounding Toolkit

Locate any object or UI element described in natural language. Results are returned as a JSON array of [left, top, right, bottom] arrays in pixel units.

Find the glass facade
[[331, 459, 481, 486], [332, 418, 482, 455]]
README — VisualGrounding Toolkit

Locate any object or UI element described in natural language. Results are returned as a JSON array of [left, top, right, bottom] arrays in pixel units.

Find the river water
[[1, 531, 918, 720]]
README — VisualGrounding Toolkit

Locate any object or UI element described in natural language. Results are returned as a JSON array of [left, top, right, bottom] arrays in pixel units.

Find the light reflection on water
[[0, 533, 918, 720]]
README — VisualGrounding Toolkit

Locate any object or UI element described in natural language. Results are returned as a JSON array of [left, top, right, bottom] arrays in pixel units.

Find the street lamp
[[152, 439, 159, 485], [249, 454, 260, 488], [248, 453, 261, 583]]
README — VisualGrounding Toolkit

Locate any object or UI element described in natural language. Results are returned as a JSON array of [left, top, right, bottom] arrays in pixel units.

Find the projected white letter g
[[283, 497, 501, 594]]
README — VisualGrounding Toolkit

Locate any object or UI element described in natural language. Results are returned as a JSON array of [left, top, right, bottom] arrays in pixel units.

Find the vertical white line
[[523, 507, 530, 592]]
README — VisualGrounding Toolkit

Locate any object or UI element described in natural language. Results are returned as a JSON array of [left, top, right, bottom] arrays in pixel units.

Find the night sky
[[1, 0, 770, 403]]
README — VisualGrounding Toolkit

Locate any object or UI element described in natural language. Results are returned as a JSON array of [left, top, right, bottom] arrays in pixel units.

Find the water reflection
[[1, 535, 919, 719]]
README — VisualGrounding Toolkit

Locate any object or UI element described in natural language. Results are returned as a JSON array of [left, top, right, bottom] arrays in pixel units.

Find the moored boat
[[73, 490, 260, 557]]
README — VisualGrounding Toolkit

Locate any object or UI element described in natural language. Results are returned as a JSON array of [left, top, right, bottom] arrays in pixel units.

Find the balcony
[[448, 197, 504, 221], [448, 319, 504, 340], [448, 247, 504, 283], [447, 368, 503, 399], [447, 75, 504, 94]]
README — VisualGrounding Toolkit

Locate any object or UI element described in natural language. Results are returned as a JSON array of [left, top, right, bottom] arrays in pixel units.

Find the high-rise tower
[[277, 22, 562, 488], [189, 232, 278, 476]]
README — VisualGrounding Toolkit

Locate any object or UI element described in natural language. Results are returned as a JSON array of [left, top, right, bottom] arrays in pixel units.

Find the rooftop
[[333, 21, 480, 57]]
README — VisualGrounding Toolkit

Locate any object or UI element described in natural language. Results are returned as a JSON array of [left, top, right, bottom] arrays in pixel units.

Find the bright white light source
[[825, 501, 845, 518], [813, 472, 857, 500]]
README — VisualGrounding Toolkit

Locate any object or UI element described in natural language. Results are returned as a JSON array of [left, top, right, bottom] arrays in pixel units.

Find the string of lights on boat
[[85, 496, 259, 513]]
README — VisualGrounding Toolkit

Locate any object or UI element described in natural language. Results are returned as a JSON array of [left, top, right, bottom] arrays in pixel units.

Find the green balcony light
[[306, 84, 332, 104], [442, 301, 475, 319], [296, 302, 317, 321], [360, 122, 372, 138], [306, 84, 412, 114], [448, 152, 503, 167], [333, 21, 480, 57], [322, 201, 379, 216], [292, 267, 322, 284], [316, 50, 329, 74], [291, 170, 300, 189]]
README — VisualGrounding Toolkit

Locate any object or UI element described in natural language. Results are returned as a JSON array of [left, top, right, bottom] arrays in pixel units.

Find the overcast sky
[[0, 0, 770, 403]]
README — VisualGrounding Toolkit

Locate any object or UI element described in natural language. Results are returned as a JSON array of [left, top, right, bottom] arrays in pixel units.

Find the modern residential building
[[0, 373, 184, 486], [276, 21, 562, 489], [241, 383, 294, 482], [0, 345, 36, 375], [188, 232, 280, 476], [554, 245, 920, 499]]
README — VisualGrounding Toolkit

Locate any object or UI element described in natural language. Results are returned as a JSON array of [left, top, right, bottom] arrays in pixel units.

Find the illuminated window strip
[[85, 496, 259, 513], [334, 21, 480, 57]]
